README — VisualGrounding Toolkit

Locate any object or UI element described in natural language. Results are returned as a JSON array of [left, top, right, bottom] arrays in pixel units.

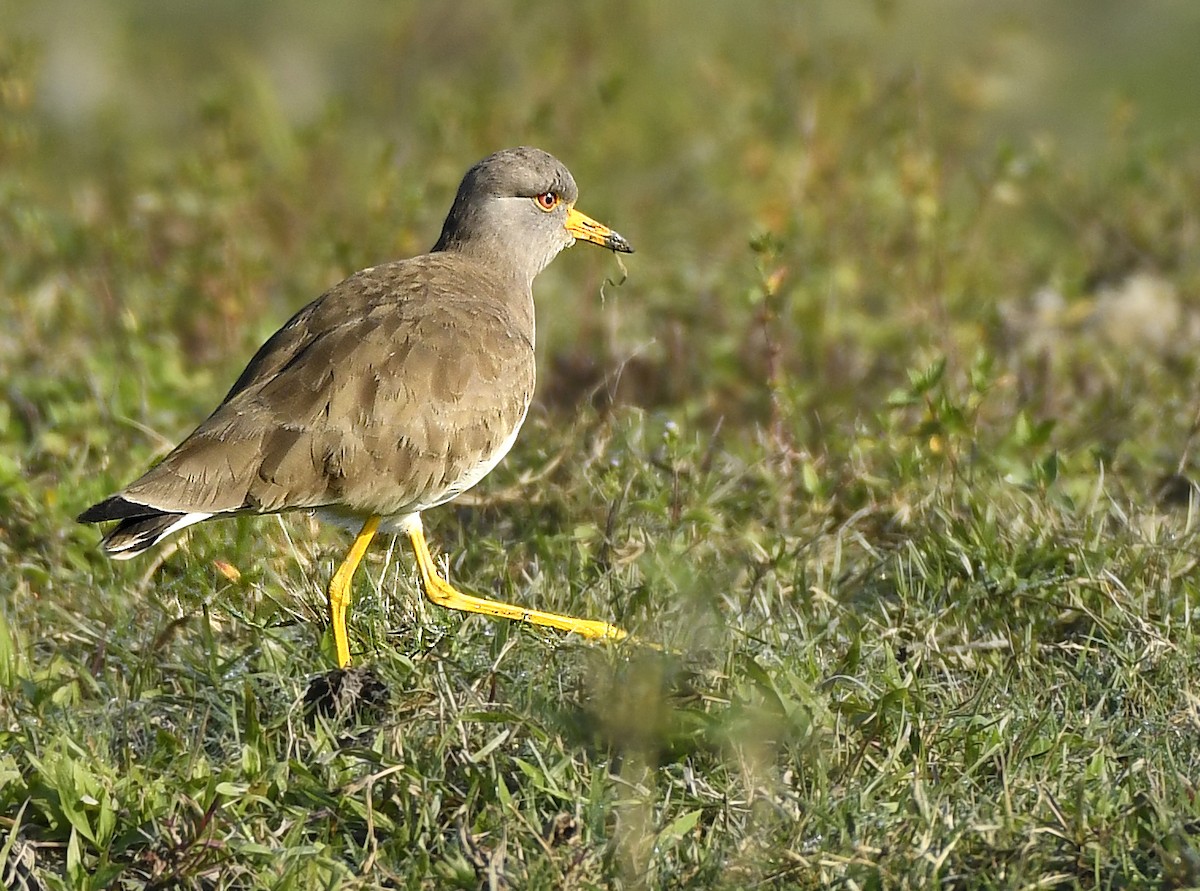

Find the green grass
[[4, 3, 1200, 888]]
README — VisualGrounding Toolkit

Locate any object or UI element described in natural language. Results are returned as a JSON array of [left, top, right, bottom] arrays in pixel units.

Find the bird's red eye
[[535, 192, 559, 211]]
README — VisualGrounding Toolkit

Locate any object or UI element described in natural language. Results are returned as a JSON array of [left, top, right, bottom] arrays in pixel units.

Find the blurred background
[[5, 0, 1200, 429]]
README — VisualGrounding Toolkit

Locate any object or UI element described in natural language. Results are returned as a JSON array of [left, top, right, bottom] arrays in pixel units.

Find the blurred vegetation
[[3, 1, 1200, 888]]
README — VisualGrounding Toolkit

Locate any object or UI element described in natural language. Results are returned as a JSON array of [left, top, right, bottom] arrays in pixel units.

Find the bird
[[78, 146, 634, 669]]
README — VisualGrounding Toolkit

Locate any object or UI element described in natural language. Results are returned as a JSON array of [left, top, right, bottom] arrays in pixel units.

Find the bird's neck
[[433, 231, 561, 300], [429, 250, 536, 335]]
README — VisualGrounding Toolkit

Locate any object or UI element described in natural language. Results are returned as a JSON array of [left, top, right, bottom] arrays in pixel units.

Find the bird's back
[[112, 253, 537, 521]]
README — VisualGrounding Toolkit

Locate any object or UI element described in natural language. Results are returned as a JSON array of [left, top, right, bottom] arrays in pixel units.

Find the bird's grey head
[[433, 146, 632, 285]]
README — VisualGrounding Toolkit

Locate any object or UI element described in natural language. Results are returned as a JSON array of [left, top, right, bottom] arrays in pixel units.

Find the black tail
[[78, 496, 194, 559], [77, 496, 157, 524]]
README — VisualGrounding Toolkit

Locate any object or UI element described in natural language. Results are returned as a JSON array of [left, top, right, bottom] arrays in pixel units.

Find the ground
[[2, 3, 1200, 888]]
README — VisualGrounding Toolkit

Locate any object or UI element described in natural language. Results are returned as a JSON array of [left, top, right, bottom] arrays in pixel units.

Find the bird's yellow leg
[[404, 516, 627, 641], [327, 515, 380, 668]]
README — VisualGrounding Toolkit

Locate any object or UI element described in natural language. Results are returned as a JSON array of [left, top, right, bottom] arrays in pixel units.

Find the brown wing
[[112, 255, 535, 518]]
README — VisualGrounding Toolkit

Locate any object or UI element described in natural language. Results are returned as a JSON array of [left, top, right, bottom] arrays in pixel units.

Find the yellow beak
[[565, 206, 634, 254]]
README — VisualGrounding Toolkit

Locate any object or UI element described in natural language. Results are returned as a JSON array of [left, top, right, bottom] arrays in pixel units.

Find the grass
[[4, 3, 1200, 888]]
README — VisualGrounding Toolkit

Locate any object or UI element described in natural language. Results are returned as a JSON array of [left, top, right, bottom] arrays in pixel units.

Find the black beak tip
[[609, 233, 634, 254]]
